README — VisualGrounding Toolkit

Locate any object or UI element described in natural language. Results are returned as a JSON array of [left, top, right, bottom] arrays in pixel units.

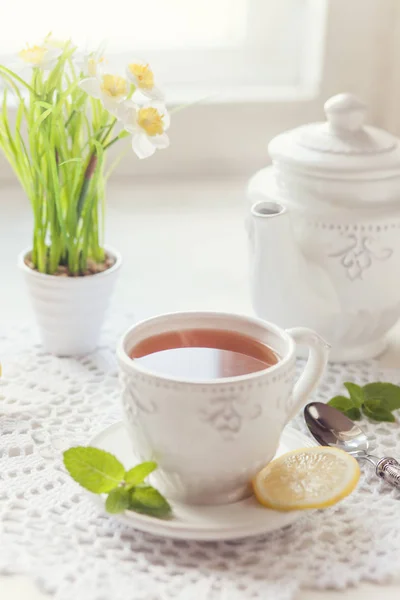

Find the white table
[[1, 178, 400, 599]]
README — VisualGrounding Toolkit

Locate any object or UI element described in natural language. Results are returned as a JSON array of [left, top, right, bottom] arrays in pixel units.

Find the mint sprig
[[328, 381, 400, 422], [125, 461, 157, 488], [63, 447, 125, 493], [105, 487, 130, 513], [63, 447, 172, 519]]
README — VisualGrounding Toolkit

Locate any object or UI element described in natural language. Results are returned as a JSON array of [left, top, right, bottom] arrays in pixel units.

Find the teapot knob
[[324, 93, 367, 133]]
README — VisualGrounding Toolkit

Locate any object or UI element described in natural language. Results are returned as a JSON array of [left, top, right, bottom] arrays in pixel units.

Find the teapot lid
[[268, 93, 400, 179]]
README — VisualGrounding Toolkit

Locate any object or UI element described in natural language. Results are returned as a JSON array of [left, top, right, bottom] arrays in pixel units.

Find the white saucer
[[88, 422, 316, 541]]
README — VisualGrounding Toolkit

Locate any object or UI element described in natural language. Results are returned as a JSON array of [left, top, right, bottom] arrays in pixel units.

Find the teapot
[[247, 93, 400, 361]]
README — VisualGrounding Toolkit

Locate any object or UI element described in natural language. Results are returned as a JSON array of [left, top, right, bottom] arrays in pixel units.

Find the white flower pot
[[18, 247, 122, 356]]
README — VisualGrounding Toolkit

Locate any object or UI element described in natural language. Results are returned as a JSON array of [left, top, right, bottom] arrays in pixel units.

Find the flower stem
[[99, 118, 117, 145], [76, 153, 97, 219], [103, 130, 130, 151]]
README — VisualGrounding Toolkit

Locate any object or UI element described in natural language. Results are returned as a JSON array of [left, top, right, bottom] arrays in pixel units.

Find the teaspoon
[[304, 402, 400, 489]]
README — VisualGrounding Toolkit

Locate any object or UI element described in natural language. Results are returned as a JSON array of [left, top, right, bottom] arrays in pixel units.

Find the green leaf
[[363, 383, 400, 411], [328, 395, 354, 412], [105, 487, 130, 514], [363, 399, 395, 422], [58, 158, 83, 167], [34, 100, 53, 111], [125, 461, 157, 487], [344, 407, 362, 421], [343, 382, 364, 408], [32, 107, 53, 133], [129, 485, 172, 519], [328, 396, 361, 420], [0, 65, 38, 96], [63, 447, 125, 493]]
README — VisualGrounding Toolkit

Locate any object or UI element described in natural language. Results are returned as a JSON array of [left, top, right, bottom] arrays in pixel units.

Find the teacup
[[117, 311, 329, 505]]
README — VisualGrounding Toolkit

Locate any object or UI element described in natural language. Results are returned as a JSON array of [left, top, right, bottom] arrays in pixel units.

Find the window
[[1, 0, 327, 101], [0, 0, 398, 178]]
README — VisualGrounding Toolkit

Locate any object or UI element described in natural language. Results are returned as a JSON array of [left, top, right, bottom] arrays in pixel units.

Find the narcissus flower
[[75, 42, 107, 79], [126, 60, 164, 101], [18, 44, 62, 70], [119, 101, 170, 159], [80, 72, 129, 112], [43, 34, 70, 49]]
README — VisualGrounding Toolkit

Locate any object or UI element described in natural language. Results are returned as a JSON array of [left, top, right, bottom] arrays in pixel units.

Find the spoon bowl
[[304, 402, 370, 458], [304, 402, 400, 488]]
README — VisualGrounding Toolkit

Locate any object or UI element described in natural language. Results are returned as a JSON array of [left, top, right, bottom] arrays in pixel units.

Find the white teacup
[[117, 312, 329, 506]]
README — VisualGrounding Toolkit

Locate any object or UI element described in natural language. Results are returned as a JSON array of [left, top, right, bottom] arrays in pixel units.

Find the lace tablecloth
[[1, 321, 400, 600]]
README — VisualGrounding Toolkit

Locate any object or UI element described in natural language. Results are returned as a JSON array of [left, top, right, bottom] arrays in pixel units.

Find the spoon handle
[[376, 457, 400, 488]]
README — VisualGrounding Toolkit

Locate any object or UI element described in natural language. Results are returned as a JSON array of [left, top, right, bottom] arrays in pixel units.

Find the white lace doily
[[1, 321, 400, 600]]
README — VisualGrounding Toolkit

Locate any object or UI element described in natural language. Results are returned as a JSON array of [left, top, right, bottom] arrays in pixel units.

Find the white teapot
[[247, 93, 400, 361]]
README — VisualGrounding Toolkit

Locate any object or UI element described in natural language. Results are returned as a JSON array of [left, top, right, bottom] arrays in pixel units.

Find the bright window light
[[0, 0, 248, 52], [0, 0, 327, 99]]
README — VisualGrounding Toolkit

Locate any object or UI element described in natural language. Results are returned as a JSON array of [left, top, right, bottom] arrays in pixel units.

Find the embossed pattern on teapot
[[247, 93, 400, 361]]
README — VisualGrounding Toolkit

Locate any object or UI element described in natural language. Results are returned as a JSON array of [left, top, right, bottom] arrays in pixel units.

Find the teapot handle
[[285, 327, 330, 423]]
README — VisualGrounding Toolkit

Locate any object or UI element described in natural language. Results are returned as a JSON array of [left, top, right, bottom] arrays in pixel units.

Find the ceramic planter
[[247, 93, 400, 361], [18, 247, 122, 356]]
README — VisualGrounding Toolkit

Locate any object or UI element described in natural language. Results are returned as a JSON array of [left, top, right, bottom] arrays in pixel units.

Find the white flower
[[120, 101, 170, 159], [79, 72, 129, 113], [18, 44, 62, 70], [75, 41, 107, 79], [43, 34, 70, 49], [126, 59, 164, 101], [85, 54, 106, 78]]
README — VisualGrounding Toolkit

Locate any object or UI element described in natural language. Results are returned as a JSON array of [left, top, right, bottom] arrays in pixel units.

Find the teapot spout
[[250, 201, 339, 334]]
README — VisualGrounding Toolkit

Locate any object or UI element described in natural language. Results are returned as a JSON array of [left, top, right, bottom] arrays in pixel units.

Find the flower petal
[[126, 58, 144, 84], [114, 102, 129, 121], [44, 47, 63, 60], [40, 58, 59, 70], [101, 96, 118, 112], [132, 132, 156, 159], [118, 101, 139, 126], [104, 104, 120, 117], [125, 123, 138, 134], [101, 95, 126, 113], [126, 67, 137, 85], [125, 99, 138, 109], [130, 58, 147, 65], [95, 40, 108, 60], [142, 85, 165, 102], [151, 133, 170, 150], [43, 36, 68, 50], [162, 108, 170, 131], [79, 78, 101, 98]]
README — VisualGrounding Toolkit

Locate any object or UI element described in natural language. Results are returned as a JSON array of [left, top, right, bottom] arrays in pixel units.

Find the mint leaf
[[363, 399, 395, 422], [130, 485, 172, 519], [363, 383, 400, 411], [63, 447, 125, 493], [105, 487, 130, 514], [328, 395, 361, 420], [344, 382, 364, 408], [344, 407, 362, 421], [328, 396, 353, 412], [125, 461, 157, 487]]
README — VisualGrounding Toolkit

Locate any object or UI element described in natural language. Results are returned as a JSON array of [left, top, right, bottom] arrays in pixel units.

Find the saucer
[[88, 422, 316, 541]]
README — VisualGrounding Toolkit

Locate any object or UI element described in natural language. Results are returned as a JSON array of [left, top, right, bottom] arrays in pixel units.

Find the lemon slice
[[252, 447, 360, 511]]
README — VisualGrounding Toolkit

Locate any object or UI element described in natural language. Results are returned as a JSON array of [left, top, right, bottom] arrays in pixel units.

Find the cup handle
[[285, 327, 330, 423]]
